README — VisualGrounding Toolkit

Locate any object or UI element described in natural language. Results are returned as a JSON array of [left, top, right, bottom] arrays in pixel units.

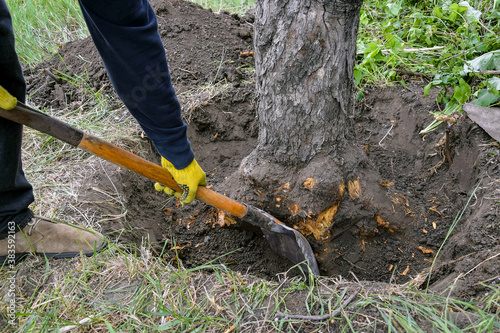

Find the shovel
[[0, 98, 320, 276]]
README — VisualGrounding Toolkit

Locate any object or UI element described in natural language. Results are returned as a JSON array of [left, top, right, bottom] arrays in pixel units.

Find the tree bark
[[253, 0, 363, 164]]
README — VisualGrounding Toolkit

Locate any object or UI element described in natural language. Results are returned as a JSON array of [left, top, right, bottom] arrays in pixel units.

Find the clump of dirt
[[24, 0, 499, 298]]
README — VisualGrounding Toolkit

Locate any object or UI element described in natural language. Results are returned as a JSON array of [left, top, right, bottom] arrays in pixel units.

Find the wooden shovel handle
[[79, 134, 247, 218], [0, 103, 247, 218]]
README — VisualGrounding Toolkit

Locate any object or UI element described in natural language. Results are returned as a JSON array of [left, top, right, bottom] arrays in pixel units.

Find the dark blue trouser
[[0, 0, 33, 237], [0, 0, 193, 238]]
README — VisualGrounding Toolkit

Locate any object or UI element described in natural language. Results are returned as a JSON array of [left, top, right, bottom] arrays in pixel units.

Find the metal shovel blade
[[245, 205, 320, 276]]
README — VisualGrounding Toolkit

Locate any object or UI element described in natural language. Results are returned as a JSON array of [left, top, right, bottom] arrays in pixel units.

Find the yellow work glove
[[0, 86, 17, 110], [154, 157, 207, 205]]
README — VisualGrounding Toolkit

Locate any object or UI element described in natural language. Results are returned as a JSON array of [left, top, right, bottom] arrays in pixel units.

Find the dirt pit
[[24, 0, 499, 299]]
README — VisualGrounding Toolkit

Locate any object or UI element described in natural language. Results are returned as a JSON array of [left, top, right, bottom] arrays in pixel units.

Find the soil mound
[[23, 0, 499, 299], [24, 0, 254, 109]]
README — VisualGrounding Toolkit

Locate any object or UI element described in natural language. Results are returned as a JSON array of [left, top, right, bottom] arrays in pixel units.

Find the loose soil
[[23, 0, 499, 300]]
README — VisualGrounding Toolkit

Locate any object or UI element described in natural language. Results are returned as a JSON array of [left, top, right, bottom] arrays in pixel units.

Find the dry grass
[[178, 82, 234, 125]]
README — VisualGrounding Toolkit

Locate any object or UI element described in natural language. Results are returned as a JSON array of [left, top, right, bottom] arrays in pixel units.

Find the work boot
[[0, 216, 105, 265]]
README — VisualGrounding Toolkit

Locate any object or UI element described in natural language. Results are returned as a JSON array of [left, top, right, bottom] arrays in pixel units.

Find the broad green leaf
[[408, 27, 423, 41], [353, 69, 363, 86], [453, 78, 471, 104], [424, 83, 432, 97], [488, 77, 500, 90], [385, 2, 402, 16], [433, 7, 444, 19], [424, 79, 442, 97], [472, 89, 500, 106], [449, 11, 458, 22], [386, 70, 397, 79], [462, 50, 500, 74], [459, 1, 482, 22]]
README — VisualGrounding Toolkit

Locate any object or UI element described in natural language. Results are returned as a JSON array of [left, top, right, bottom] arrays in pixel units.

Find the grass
[[358, 286, 500, 332], [19, 63, 142, 220], [2, 244, 499, 331], [6, 0, 88, 67], [1, 0, 500, 331]]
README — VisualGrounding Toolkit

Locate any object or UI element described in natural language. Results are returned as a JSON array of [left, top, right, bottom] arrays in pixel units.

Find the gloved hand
[[0, 86, 17, 110], [154, 157, 207, 205]]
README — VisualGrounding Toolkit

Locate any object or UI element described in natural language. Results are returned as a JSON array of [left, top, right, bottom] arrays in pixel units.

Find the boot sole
[[0, 242, 107, 266]]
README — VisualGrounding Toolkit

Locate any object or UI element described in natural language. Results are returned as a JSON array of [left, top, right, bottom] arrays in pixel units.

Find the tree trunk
[[254, 0, 362, 164], [230, 0, 419, 278], [239, 0, 366, 212]]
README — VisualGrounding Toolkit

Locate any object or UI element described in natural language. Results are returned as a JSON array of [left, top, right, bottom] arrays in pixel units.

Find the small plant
[[421, 50, 500, 133], [420, 77, 471, 133]]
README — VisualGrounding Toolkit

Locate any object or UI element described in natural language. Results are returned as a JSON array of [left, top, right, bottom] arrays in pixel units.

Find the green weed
[[357, 0, 500, 132], [425, 180, 482, 290]]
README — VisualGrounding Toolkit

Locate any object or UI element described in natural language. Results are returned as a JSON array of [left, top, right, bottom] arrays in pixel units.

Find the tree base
[[222, 144, 419, 276]]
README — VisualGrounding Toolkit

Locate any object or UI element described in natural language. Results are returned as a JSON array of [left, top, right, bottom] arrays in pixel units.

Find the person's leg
[[0, 1, 105, 265], [78, 0, 194, 169], [0, 0, 34, 239]]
